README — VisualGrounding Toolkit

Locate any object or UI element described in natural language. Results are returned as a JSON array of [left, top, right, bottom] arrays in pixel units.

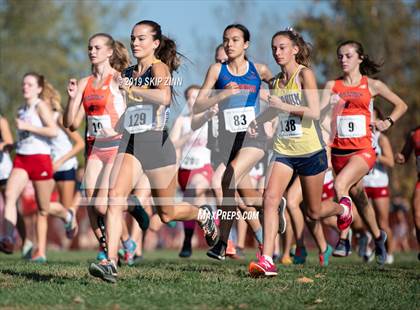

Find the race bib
[[337, 115, 366, 138], [277, 115, 302, 138], [124, 105, 153, 134], [223, 106, 255, 133], [87, 115, 112, 137], [181, 148, 210, 170]]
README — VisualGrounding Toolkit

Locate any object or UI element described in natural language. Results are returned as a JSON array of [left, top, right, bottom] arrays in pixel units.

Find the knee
[[306, 208, 321, 221], [263, 191, 281, 211], [158, 207, 176, 224], [38, 207, 49, 216]]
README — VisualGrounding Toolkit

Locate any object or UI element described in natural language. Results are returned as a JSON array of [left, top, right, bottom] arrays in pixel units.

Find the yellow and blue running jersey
[[272, 65, 324, 156]]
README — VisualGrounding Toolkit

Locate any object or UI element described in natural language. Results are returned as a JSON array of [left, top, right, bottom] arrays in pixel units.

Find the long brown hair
[[41, 81, 61, 112]]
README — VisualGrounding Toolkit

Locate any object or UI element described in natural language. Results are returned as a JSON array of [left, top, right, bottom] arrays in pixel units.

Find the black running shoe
[[179, 242, 192, 258], [207, 240, 226, 261], [198, 205, 219, 247], [89, 260, 117, 283], [374, 230, 388, 266], [128, 195, 150, 231]]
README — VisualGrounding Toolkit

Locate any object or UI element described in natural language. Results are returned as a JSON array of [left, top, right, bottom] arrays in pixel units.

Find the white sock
[[263, 255, 273, 265], [65, 211, 72, 224]]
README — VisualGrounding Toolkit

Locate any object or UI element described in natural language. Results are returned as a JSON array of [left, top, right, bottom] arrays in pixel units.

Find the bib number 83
[[233, 114, 247, 127]]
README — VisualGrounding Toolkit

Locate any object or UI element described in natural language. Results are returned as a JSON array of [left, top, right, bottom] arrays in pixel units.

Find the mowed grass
[[0, 250, 419, 309]]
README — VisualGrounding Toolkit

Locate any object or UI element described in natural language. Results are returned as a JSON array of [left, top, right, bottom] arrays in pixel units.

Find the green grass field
[[0, 250, 419, 309]]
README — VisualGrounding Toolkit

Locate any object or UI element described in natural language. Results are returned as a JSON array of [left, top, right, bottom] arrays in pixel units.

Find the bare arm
[[369, 78, 408, 131], [396, 130, 414, 164], [194, 63, 239, 114], [377, 134, 394, 168], [129, 63, 172, 106], [16, 101, 58, 138], [63, 77, 88, 130], [0, 117, 13, 150]]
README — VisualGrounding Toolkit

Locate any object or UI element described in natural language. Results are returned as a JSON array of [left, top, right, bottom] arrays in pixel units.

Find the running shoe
[[21, 240, 33, 260], [278, 197, 287, 234], [319, 244, 333, 266], [249, 256, 278, 277], [293, 246, 307, 264], [333, 239, 351, 257], [128, 195, 150, 231], [337, 196, 353, 231], [0, 236, 14, 254], [179, 241, 192, 258], [64, 209, 78, 239], [31, 251, 47, 264], [89, 259, 117, 283], [123, 239, 137, 266], [206, 240, 226, 261], [385, 254, 394, 264], [280, 256, 293, 266], [358, 232, 373, 262], [198, 205, 219, 247], [132, 254, 143, 265], [374, 230, 388, 266]]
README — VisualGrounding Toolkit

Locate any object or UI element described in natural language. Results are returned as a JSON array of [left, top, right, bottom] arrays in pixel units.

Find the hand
[[330, 93, 342, 105], [267, 94, 286, 110], [221, 82, 240, 99], [53, 160, 63, 173], [247, 119, 259, 138], [67, 79, 78, 98], [207, 104, 219, 118], [395, 153, 406, 164], [15, 118, 29, 131], [375, 119, 391, 132]]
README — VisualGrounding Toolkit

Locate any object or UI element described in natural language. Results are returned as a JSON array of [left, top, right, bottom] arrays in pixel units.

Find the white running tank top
[[180, 116, 211, 170], [50, 112, 78, 171], [16, 99, 51, 155], [363, 131, 389, 187]]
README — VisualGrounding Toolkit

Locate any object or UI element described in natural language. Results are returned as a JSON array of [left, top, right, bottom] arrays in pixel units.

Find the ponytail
[[272, 28, 312, 67], [337, 40, 382, 76]]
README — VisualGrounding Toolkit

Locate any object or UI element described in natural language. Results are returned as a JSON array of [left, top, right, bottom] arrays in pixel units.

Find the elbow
[[69, 125, 78, 132], [388, 159, 395, 168]]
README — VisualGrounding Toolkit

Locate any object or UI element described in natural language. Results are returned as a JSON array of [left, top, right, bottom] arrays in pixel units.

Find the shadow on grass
[[0, 269, 73, 283]]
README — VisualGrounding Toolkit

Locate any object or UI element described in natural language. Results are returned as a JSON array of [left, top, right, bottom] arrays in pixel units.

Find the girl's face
[[88, 36, 113, 65], [337, 44, 362, 74], [215, 46, 228, 64], [131, 24, 160, 60], [223, 28, 249, 60], [186, 88, 199, 111], [271, 35, 298, 66], [22, 75, 42, 100]]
